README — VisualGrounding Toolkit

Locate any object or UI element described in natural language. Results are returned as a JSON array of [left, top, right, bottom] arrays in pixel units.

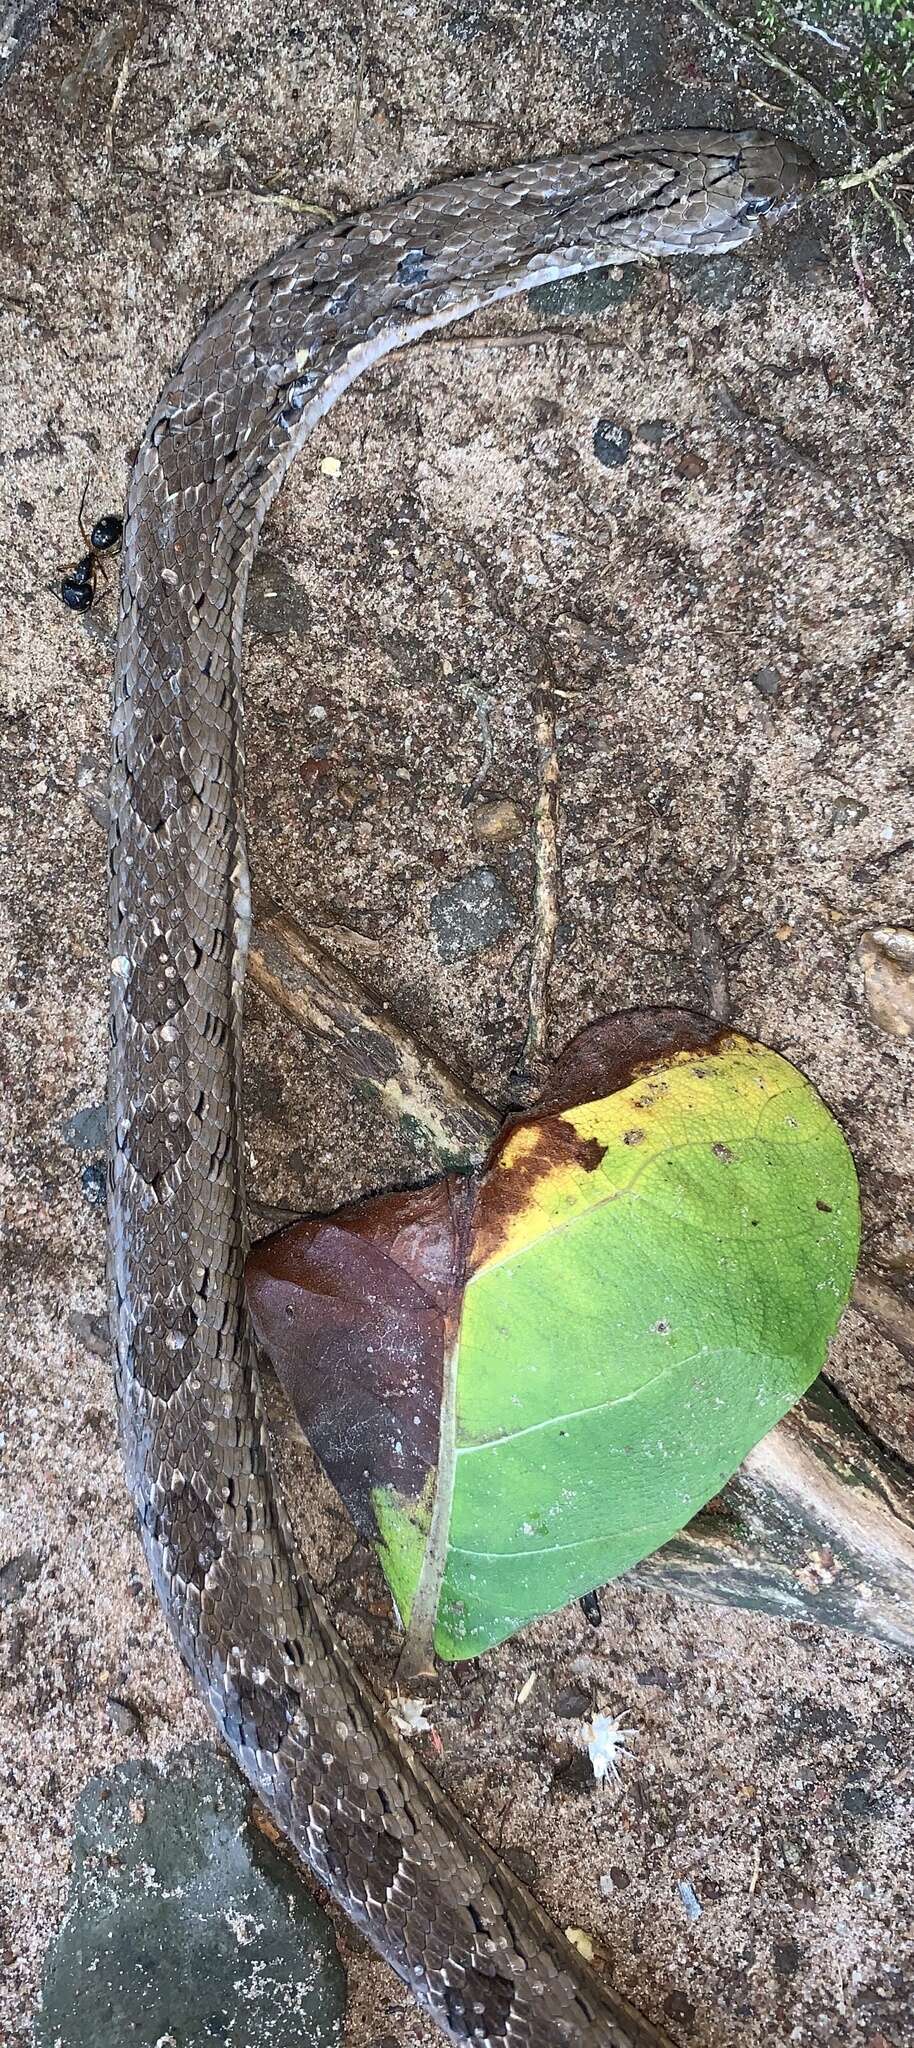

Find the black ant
[[60, 479, 124, 611]]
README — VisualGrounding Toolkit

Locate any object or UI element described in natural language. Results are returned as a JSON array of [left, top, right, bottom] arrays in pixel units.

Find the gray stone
[[593, 419, 632, 469], [430, 867, 516, 963], [80, 1161, 106, 1208], [67, 1308, 109, 1357], [61, 1102, 106, 1152], [528, 266, 639, 318], [635, 418, 673, 446], [750, 665, 782, 701], [0, 1549, 43, 1607], [36, 1746, 346, 2048], [829, 794, 869, 832], [106, 1696, 142, 1738], [678, 254, 753, 311]]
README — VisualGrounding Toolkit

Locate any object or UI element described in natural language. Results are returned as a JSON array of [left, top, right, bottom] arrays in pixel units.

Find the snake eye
[[742, 194, 773, 219]]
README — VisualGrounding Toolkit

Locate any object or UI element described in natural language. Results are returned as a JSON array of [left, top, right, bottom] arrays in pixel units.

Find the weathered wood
[[1, 0, 58, 85], [630, 1381, 914, 1652], [249, 898, 495, 1170], [249, 898, 914, 1654]]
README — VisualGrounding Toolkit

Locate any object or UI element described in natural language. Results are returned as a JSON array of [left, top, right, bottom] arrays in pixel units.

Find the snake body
[[108, 131, 813, 2047]]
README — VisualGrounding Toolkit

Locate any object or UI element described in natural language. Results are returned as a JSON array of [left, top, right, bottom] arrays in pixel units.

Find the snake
[[108, 128, 814, 2048]]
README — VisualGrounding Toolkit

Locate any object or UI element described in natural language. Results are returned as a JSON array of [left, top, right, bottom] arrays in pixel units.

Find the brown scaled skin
[[108, 134, 815, 2047]]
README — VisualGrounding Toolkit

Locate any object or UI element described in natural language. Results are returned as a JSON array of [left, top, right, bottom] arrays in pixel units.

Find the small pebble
[[677, 1879, 702, 1922], [858, 927, 914, 1038], [829, 795, 869, 832], [471, 797, 524, 847], [107, 1697, 142, 1739], [593, 419, 632, 469], [68, 1310, 109, 1358], [80, 1162, 106, 1208], [634, 418, 672, 446], [0, 1550, 43, 1607], [61, 1102, 106, 1152], [750, 665, 781, 701], [430, 868, 516, 964]]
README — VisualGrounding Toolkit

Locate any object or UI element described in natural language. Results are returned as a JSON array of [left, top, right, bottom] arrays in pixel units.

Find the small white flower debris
[[583, 1710, 637, 1789], [320, 455, 342, 477], [515, 1669, 537, 1706], [390, 1694, 434, 1739]]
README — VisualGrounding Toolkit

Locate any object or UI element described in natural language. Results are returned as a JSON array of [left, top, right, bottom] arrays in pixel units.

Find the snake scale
[[108, 130, 814, 2047]]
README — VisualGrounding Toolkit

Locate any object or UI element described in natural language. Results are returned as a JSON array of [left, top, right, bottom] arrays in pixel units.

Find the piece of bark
[[0, 0, 58, 84], [248, 898, 914, 1655], [249, 898, 494, 1169], [629, 1381, 914, 1652]]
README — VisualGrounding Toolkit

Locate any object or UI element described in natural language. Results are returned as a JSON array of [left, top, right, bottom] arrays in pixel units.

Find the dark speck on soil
[[554, 1684, 593, 1718], [106, 1697, 142, 1738], [663, 1989, 696, 2027], [247, 551, 312, 638], [783, 231, 830, 283], [773, 1939, 803, 1978], [553, 1749, 597, 1796]]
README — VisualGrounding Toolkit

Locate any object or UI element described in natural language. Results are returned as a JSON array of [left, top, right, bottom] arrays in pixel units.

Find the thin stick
[[349, 0, 370, 160], [200, 188, 337, 222], [104, 15, 142, 169], [869, 184, 914, 262], [524, 672, 561, 1067], [823, 138, 914, 195]]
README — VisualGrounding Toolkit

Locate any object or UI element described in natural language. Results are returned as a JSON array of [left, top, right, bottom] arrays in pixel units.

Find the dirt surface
[[1, 4, 913, 2046]]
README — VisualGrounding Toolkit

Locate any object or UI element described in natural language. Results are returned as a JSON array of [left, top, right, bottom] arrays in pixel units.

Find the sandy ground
[[2, 3, 913, 2045]]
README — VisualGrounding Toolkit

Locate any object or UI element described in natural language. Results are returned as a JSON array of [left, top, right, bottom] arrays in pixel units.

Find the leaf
[[246, 1010, 859, 1661]]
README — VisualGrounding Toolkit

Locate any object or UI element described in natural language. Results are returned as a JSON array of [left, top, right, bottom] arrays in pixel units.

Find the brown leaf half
[[245, 1176, 469, 1539]]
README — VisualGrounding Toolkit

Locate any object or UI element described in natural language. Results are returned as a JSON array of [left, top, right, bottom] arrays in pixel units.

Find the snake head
[[733, 133, 818, 229]]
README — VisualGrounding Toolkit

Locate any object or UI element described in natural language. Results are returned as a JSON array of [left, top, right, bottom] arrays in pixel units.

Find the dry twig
[[524, 671, 561, 1068]]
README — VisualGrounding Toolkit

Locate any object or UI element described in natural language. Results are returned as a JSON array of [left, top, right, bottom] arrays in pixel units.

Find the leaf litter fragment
[[247, 1008, 859, 1662]]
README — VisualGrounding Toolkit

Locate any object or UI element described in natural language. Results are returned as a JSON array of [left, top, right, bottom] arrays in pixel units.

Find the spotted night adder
[[108, 129, 815, 2047]]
